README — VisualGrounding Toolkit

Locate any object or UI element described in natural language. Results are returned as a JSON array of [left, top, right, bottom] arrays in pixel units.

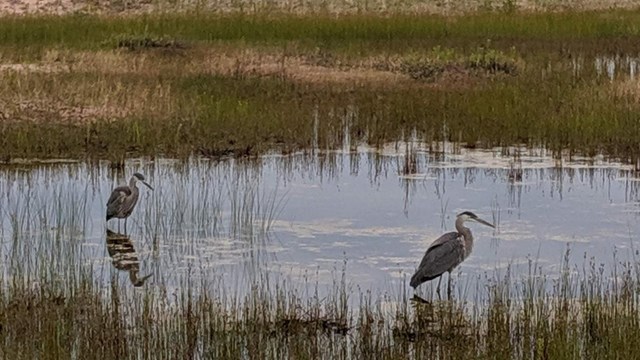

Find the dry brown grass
[[0, 52, 176, 123], [613, 77, 640, 103], [0, 46, 486, 123], [5, 46, 483, 83], [68, 47, 412, 85]]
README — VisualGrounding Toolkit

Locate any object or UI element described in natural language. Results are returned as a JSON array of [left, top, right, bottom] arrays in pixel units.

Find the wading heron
[[106, 173, 153, 232], [410, 211, 495, 299]]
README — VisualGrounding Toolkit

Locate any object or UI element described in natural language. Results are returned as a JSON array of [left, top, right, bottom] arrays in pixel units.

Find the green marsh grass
[[2, 248, 640, 359], [3, 11, 640, 51], [4, 59, 640, 165], [3, 11, 640, 165]]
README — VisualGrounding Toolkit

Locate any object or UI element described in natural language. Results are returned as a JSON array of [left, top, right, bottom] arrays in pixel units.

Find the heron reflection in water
[[106, 173, 153, 233], [106, 229, 153, 287], [410, 211, 495, 301]]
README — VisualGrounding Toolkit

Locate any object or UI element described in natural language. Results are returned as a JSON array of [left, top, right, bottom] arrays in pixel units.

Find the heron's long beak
[[475, 217, 495, 228], [130, 271, 153, 287], [142, 181, 154, 191]]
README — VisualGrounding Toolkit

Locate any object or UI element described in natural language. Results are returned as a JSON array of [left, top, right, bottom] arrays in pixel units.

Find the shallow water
[[1, 144, 640, 299]]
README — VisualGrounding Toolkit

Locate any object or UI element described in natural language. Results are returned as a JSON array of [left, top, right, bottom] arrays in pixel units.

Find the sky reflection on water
[[1, 145, 640, 299]]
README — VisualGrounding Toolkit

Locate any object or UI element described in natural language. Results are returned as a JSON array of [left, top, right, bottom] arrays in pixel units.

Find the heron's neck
[[455, 217, 473, 256], [129, 177, 138, 189]]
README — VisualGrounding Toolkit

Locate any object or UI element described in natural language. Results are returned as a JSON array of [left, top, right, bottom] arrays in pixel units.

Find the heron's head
[[132, 173, 154, 190], [456, 211, 495, 228]]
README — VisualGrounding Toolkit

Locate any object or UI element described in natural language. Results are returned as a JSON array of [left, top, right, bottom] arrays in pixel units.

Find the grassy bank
[[2, 11, 640, 165], [2, 257, 640, 359]]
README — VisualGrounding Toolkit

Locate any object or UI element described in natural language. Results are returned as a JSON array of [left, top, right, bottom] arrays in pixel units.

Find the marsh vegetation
[[3, 4, 640, 359], [3, 256, 640, 359], [2, 11, 640, 166]]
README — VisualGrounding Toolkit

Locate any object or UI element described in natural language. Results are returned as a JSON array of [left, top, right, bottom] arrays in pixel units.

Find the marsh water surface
[[2, 144, 639, 300]]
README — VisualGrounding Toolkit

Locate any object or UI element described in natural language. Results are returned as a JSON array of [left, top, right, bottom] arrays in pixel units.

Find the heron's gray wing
[[426, 231, 459, 251], [106, 186, 131, 218], [415, 232, 459, 275], [410, 232, 464, 288]]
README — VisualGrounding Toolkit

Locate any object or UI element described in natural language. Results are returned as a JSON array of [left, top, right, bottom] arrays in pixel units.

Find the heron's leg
[[436, 276, 442, 300], [447, 272, 452, 300], [124, 218, 128, 234]]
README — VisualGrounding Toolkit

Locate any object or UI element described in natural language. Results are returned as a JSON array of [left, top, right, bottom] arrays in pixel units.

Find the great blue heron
[[106, 173, 153, 232], [106, 229, 153, 287], [410, 211, 495, 299]]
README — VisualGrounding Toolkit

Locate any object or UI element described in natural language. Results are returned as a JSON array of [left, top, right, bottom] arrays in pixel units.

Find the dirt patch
[[0, 0, 153, 15], [0, 0, 78, 15], [1, 0, 639, 16]]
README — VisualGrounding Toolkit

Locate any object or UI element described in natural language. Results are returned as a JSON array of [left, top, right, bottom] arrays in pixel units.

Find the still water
[[1, 144, 640, 299]]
